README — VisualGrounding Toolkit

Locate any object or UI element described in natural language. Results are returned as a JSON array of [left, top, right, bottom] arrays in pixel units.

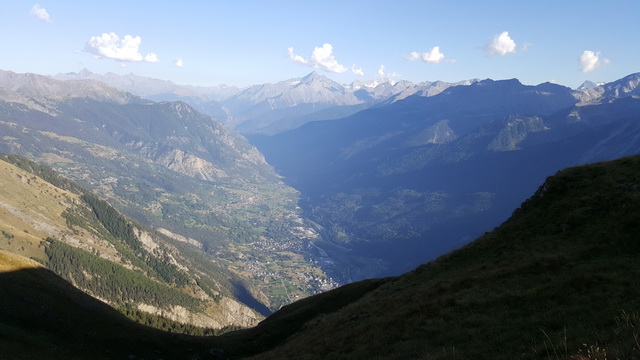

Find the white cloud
[[483, 31, 517, 56], [287, 43, 348, 73], [406, 53, 420, 61], [85, 32, 159, 63], [405, 46, 446, 64], [377, 65, 400, 78], [579, 50, 609, 73], [30, 4, 50, 22], [144, 53, 159, 63], [287, 48, 307, 64], [174, 58, 184, 67], [351, 64, 364, 76]]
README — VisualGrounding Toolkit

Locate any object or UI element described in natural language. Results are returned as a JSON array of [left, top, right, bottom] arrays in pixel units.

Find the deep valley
[[1, 68, 639, 359]]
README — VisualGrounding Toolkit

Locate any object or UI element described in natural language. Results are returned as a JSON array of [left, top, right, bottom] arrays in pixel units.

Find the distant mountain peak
[[575, 72, 640, 103], [576, 80, 604, 90], [477, 78, 522, 86], [349, 78, 397, 90], [78, 68, 93, 77], [298, 71, 336, 86]]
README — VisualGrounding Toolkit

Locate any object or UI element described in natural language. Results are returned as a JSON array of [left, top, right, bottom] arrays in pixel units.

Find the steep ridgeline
[[54, 69, 475, 135], [0, 155, 259, 330], [0, 70, 337, 315], [575, 72, 640, 102], [250, 74, 640, 283]]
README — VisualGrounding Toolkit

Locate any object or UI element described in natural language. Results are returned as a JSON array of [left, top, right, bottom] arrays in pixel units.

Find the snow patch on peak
[[576, 80, 604, 91]]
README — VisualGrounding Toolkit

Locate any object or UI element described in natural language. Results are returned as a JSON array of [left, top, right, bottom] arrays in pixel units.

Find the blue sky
[[1, 1, 638, 88]]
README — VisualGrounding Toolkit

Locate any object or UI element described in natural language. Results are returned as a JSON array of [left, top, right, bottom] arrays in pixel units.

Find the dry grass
[[0, 249, 42, 272], [0, 159, 80, 261]]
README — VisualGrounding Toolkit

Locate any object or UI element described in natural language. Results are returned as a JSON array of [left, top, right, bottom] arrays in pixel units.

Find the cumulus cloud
[[377, 65, 400, 78], [30, 4, 50, 22], [144, 53, 159, 63], [483, 31, 517, 56], [352, 64, 364, 76], [85, 32, 159, 63], [579, 50, 609, 73], [405, 46, 446, 64], [174, 58, 184, 67], [287, 43, 348, 73]]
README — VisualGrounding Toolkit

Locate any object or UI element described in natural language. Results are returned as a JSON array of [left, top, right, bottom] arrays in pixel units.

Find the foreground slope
[[1, 155, 639, 359], [0, 247, 382, 360], [243, 154, 640, 359], [0, 250, 222, 360]]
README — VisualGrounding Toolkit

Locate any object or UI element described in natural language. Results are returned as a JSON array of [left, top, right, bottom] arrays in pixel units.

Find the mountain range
[[2, 67, 640, 338], [53, 69, 476, 135]]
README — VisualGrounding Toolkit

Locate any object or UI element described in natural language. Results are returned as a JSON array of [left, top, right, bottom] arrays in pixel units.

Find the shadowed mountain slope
[[0, 250, 218, 359]]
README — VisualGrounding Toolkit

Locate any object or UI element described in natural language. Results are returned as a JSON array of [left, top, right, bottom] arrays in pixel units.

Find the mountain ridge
[[50, 68, 640, 135], [50, 68, 480, 134]]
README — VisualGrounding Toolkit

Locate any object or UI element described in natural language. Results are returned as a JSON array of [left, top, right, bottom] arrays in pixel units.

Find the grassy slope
[[0, 159, 79, 261], [242, 155, 640, 359]]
